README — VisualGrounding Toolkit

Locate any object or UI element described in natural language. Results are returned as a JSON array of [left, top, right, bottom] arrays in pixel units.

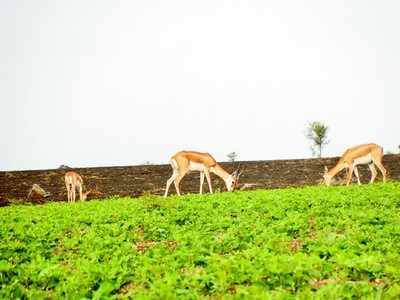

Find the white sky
[[1, 0, 399, 171]]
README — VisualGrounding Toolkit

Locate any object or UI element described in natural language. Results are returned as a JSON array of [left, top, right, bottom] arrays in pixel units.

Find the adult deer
[[64, 171, 91, 202], [164, 151, 242, 197], [323, 143, 387, 186]]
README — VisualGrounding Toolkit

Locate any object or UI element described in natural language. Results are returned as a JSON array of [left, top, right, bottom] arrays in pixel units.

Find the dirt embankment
[[1, 155, 399, 206]]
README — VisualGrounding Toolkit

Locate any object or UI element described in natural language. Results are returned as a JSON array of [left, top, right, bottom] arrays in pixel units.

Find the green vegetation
[[1, 182, 400, 299]]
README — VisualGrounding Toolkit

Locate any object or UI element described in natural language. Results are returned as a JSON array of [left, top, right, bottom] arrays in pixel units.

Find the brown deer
[[323, 143, 387, 186], [64, 171, 92, 202], [164, 151, 242, 197]]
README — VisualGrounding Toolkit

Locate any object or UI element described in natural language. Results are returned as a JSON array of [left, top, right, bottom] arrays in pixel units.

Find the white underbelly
[[189, 162, 206, 172], [353, 154, 373, 166]]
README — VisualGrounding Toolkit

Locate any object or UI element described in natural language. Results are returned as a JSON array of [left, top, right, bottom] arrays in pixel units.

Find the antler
[[232, 163, 245, 182], [236, 163, 245, 177], [231, 164, 238, 176]]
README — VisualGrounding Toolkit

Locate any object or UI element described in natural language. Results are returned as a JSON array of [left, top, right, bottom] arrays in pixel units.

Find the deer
[[164, 151, 242, 197], [323, 143, 387, 186], [64, 171, 92, 203]]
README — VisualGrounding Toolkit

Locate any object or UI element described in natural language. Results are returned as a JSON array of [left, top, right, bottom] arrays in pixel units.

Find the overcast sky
[[1, 0, 399, 171]]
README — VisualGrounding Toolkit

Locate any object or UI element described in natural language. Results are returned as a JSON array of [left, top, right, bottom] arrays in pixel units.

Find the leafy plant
[[1, 183, 400, 298]]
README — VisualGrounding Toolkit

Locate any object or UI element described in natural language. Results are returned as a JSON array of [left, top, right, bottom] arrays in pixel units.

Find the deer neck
[[210, 164, 230, 181], [329, 162, 346, 178]]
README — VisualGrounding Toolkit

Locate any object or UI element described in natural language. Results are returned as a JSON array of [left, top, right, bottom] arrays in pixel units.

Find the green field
[[1, 183, 400, 299]]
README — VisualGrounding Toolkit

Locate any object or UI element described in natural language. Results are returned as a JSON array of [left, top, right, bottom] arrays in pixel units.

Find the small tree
[[305, 121, 329, 158], [227, 152, 238, 162]]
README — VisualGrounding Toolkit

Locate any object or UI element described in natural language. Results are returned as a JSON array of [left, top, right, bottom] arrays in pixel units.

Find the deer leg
[[199, 172, 205, 194], [65, 184, 69, 203], [346, 165, 354, 186], [373, 160, 387, 182], [164, 172, 178, 198], [71, 186, 76, 203], [69, 186, 72, 203], [174, 175, 183, 196], [78, 184, 83, 201], [68, 185, 73, 203], [353, 166, 361, 185], [204, 170, 213, 194], [368, 163, 377, 183]]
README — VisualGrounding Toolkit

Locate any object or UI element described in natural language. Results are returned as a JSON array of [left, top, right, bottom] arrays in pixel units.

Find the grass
[[1, 182, 400, 299]]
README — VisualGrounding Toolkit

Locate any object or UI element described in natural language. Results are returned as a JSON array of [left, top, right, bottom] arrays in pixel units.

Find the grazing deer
[[164, 151, 242, 197], [323, 143, 387, 186], [64, 171, 91, 202]]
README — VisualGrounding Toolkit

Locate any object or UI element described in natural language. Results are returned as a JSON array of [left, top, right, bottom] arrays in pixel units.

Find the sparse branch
[[305, 121, 329, 158], [227, 152, 238, 162]]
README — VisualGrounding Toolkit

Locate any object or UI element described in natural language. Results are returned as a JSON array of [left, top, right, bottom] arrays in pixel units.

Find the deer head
[[230, 166, 244, 191]]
